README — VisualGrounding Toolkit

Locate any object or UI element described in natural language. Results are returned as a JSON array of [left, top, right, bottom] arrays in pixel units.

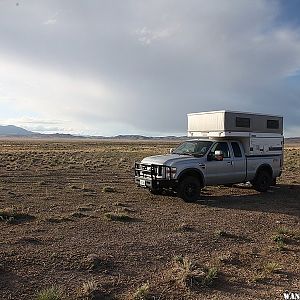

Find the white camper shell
[[187, 110, 283, 156]]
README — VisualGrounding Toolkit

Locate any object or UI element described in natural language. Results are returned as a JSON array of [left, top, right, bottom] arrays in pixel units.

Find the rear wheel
[[252, 170, 272, 192], [178, 176, 201, 203], [271, 177, 277, 186]]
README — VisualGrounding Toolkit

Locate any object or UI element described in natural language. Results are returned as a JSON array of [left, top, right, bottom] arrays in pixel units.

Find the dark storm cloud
[[0, 0, 299, 135]]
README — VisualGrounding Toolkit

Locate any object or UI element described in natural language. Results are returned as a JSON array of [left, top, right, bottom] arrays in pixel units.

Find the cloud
[[43, 19, 57, 25], [134, 26, 180, 45], [0, 0, 299, 136], [43, 10, 60, 25], [0, 51, 140, 135]]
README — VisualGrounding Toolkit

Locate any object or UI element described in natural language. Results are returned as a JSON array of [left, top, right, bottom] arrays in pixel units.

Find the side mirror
[[214, 150, 224, 161], [169, 148, 174, 154]]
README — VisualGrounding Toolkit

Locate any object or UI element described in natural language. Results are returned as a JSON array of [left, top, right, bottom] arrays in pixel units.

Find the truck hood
[[141, 154, 200, 166]]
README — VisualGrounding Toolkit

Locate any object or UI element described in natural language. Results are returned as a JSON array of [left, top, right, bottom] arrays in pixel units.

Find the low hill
[[285, 137, 300, 144], [0, 125, 34, 136]]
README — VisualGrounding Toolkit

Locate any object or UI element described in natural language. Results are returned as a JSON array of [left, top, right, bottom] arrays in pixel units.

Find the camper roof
[[187, 110, 283, 118]]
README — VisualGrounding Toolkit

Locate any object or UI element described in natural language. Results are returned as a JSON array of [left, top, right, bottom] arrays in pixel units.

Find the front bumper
[[134, 162, 176, 190], [135, 176, 176, 190]]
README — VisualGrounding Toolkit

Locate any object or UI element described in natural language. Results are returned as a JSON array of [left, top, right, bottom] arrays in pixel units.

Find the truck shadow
[[198, 184, 300, 217]]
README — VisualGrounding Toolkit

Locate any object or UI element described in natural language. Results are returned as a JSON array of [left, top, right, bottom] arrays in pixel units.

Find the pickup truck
[[134, 139, 283, 202]]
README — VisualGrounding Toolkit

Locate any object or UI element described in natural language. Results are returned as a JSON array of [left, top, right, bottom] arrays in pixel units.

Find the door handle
[[227, 161, 233, 165]]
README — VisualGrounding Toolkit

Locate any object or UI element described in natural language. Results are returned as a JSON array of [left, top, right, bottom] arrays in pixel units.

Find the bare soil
[[0, 140, 299, 299]]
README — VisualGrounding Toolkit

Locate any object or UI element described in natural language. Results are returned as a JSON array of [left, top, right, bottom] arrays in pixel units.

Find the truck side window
[[231, 142, 242, 157], [210, 142, 230, 158]]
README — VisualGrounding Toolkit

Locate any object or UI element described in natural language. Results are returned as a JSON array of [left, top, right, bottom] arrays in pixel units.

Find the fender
[[177, 168, 205, 187]]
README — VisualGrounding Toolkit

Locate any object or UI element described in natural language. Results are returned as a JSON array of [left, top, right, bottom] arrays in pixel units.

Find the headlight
[[168, 167, 177, 179]]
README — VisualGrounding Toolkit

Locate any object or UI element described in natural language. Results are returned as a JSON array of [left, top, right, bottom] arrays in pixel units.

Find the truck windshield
[[173, 141, 213, 157]]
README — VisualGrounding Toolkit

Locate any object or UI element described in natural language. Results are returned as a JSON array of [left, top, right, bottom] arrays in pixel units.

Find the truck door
[[205, 142, 236, 185], [229, 141, 246, 183]]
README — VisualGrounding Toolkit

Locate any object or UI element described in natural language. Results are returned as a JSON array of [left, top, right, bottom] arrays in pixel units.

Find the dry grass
[[102, 186, 116, 193], [132, 283, 150, 300], [81, 254, 102, 270], [0, 207, 35, 223], [171, 256, 218, 288], [80, 280, 98, 297], [104, 211, 134, 222], [36, 286, 63, 300], [264, 262, 281, 274]]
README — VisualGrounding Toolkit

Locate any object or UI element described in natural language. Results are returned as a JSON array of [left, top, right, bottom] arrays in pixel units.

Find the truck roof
[[185, 138, 211, 142]]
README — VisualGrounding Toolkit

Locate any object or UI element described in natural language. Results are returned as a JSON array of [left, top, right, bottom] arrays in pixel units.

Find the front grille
[[135, 163, 155, 178], [135, 163, 171, 180]]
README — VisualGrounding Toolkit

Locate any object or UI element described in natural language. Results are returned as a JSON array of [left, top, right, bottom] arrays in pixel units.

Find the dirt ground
[[0, 139, 299, 300]]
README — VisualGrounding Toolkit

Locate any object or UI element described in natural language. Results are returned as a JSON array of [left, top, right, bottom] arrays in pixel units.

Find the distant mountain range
[[0, 125, 88, 138], [0, 125, 185, 140], [0, 125, 299, 142], [0, 125, 34, 136], [286, 137, 300, 144]]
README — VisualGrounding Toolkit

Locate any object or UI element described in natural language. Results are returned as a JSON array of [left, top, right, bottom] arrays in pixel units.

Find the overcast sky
[[0, 0, 300, 136]]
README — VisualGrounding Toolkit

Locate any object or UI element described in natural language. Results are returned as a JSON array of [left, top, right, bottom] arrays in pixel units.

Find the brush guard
[[134, 162, 175, 190]]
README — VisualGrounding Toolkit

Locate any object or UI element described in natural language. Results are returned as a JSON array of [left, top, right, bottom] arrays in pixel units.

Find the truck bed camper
[[135, 111, 284, 202]]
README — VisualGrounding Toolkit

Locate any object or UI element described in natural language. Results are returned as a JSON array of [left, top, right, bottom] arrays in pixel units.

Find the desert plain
[[0, 139, 299, 299]]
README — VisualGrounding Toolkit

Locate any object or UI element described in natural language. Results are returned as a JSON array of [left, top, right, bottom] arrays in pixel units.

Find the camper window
[[236, 117, 250, 128], [267, 119, 279, 129]]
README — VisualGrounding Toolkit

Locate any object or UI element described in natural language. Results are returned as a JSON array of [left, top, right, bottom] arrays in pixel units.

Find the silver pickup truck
[[134, 139, 283, 202]]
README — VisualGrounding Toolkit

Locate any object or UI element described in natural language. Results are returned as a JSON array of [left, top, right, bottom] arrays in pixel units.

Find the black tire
[[252, 170, 272, 192], [271, 177, 277, 186], [224, 183, 234, 187], [178, 176, 201, 202]]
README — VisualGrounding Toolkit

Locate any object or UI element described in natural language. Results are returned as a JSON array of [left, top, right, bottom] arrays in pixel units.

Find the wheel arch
[[177, 168, 205, 188], [254, 164, 273, 179]]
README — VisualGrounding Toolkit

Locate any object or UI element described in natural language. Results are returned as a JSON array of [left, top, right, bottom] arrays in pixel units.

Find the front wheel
[[252, 170, 272, 192], [223, 183, 234, 187], [178, 176, 201, 203]]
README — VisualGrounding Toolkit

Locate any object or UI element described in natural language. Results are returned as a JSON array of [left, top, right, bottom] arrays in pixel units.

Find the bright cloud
[[135, 26, 180, 45], [0, 52, 125, 134]]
